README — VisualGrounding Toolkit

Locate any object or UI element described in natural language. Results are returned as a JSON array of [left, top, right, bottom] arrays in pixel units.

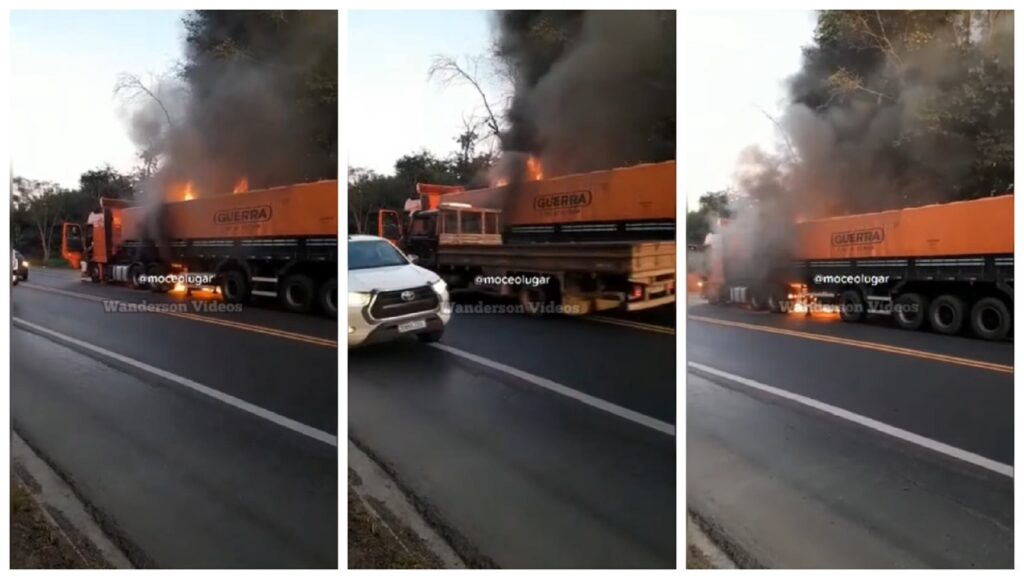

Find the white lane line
[[688, 361, 1013, 478], [429, 342, 675, 437], [13, 317, 337, 448]]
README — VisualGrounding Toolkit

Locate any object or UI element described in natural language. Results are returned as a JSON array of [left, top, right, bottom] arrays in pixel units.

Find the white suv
[[348, 235, 450, 347]]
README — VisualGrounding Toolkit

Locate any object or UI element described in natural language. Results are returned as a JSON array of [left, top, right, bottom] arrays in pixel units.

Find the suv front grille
[[369, 286, 438, 319]]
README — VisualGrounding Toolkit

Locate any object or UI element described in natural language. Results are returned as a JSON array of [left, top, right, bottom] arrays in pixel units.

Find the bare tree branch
[[428, 55, 502, 140]]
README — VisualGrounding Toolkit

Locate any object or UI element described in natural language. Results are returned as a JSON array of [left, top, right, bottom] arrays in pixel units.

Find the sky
[[347, 10, 503, 176], [684, 11, 816, 209], [11, 10, 185, 189]]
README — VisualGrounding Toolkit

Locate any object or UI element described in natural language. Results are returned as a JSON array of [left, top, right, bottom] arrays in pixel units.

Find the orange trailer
[[793, 195, 1013, 260], [62, 180, 339, 317], [704, 195, 1014, 340]]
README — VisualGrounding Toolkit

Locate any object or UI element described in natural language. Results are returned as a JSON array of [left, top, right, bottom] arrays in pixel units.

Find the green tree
[[686, 191, 733, 246]]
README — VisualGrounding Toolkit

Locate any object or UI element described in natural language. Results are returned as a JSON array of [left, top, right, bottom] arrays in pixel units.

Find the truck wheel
[[318, 278, 338, 319], [147, 263, 169, 293], [129, 262, 147, 290], [894, 293, 927, 331], [749, 289, 767, 311], [969, 297, 1011, 341], [928, 294, 965, 335], [219, 270, 250, 304], [416, 329, 444, 343], [838, 289, 866, 323], [518, 283, 560, 316], [280, 273, 316, 313]]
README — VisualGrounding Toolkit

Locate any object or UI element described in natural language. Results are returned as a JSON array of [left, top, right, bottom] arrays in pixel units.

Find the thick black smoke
[[713, 11, 1013, 287], [741, 10, 1014, 218], [126, 10, 337, 200], [493, 10, 675, 180]]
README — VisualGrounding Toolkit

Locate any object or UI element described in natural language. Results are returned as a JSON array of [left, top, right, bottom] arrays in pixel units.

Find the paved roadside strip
[[349, 441, 466, 569], [13, 317, 338, 447], [11, 432, 133, 569], [688, 314, 1012, 374], [689, 361, 1013, 478], [686, 513, 738, 569], [18, 282, 337, 348]]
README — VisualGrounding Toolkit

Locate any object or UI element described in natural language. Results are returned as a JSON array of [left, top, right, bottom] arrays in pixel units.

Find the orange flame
[[233, 177, 249, 194], [168, 181, 197, 201], [495, 178, 509, 187], [526, 156, 543, 181]]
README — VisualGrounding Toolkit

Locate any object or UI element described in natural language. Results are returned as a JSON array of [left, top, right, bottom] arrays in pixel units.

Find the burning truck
[[371, 160, 676, 314], [702, 195, 1014, 340], [61, 180, 339, 318]]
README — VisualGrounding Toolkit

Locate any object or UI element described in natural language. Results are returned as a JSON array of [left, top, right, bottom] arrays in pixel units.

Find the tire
[[20, 271, 27, 281], [318, 277, 338, 319], [969, 297, 1011, 341], [416, 329, 444, 343], [838, 289, 867, 323], [749, 289, 767, 311], [147, 263, 169, 293], [928, 294, 965, 335], [893, 293, 927, 331], [518, 282, 560, 316], [280, 273, 316, 313], [128, 262, 147, 290], [767, 287, 787, 313], [219, 269, 250, 304]]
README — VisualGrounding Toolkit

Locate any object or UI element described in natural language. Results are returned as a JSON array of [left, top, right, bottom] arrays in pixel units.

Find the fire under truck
[[703, 195, 1014, 340], [370, 161, 677, 315], [61, 180, 339, 317]]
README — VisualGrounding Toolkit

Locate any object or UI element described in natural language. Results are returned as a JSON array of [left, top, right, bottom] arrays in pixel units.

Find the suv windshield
[[349, 239, 408, 270]]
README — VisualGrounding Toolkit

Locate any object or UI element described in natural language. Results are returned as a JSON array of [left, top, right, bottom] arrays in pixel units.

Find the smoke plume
[[493, 10, 675, 181], [124, 10, 338, 202], [714, 11, 1014, 286]]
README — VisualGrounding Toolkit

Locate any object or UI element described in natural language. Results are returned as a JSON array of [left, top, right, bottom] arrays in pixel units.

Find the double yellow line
[[588, 315, 676, 335], [20, 282, 337, 348], [688, 314, 1012, 374]]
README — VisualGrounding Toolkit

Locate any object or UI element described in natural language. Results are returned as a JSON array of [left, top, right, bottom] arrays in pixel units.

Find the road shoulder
[[348, 440, 466, 569], [11, 431, 133, 569]]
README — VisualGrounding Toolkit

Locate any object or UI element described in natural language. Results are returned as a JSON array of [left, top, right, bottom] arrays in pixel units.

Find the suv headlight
[[348, 291, 371, 307], [431, 278, 447, 295]]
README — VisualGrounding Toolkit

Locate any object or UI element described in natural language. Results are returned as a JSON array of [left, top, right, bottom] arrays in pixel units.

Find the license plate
[[397, 319, 427, 333]]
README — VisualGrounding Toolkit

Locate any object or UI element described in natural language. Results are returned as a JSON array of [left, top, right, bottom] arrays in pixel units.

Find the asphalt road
[[11, 267, 338, 569], [348, 298, 677, 568], [687, 300, 1013, 569]]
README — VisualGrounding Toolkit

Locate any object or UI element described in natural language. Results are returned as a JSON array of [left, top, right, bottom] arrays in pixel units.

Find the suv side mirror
[[407, 254, 419, 264]]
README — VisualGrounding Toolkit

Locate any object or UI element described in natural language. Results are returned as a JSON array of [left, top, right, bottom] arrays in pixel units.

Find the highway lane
[[348, 302, 677, 568], [11, 269, 338, 568], [686, 301, 1013, 568]]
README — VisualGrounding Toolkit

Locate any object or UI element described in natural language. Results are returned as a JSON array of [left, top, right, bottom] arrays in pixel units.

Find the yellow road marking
[[19, 282, 337, 348], [588, 315, 675, 335], [688, 314, 1012, 374]]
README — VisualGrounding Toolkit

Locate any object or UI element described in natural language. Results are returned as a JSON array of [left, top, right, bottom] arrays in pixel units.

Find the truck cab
[[377, 203, 502, 267]]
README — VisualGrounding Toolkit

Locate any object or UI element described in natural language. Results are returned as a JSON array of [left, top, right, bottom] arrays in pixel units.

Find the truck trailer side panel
[[794, 195, 1013, 260]]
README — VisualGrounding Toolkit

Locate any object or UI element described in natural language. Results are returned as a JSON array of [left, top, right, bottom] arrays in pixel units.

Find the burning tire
[[318, 277, 338, 319], [928, 294, 965, 335], [838, 289, 867, 323], [969, 297, 1010, 341], [894, 293, 927, 331], [280, 273, 316, 313], [219, 269, 250, 304]]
